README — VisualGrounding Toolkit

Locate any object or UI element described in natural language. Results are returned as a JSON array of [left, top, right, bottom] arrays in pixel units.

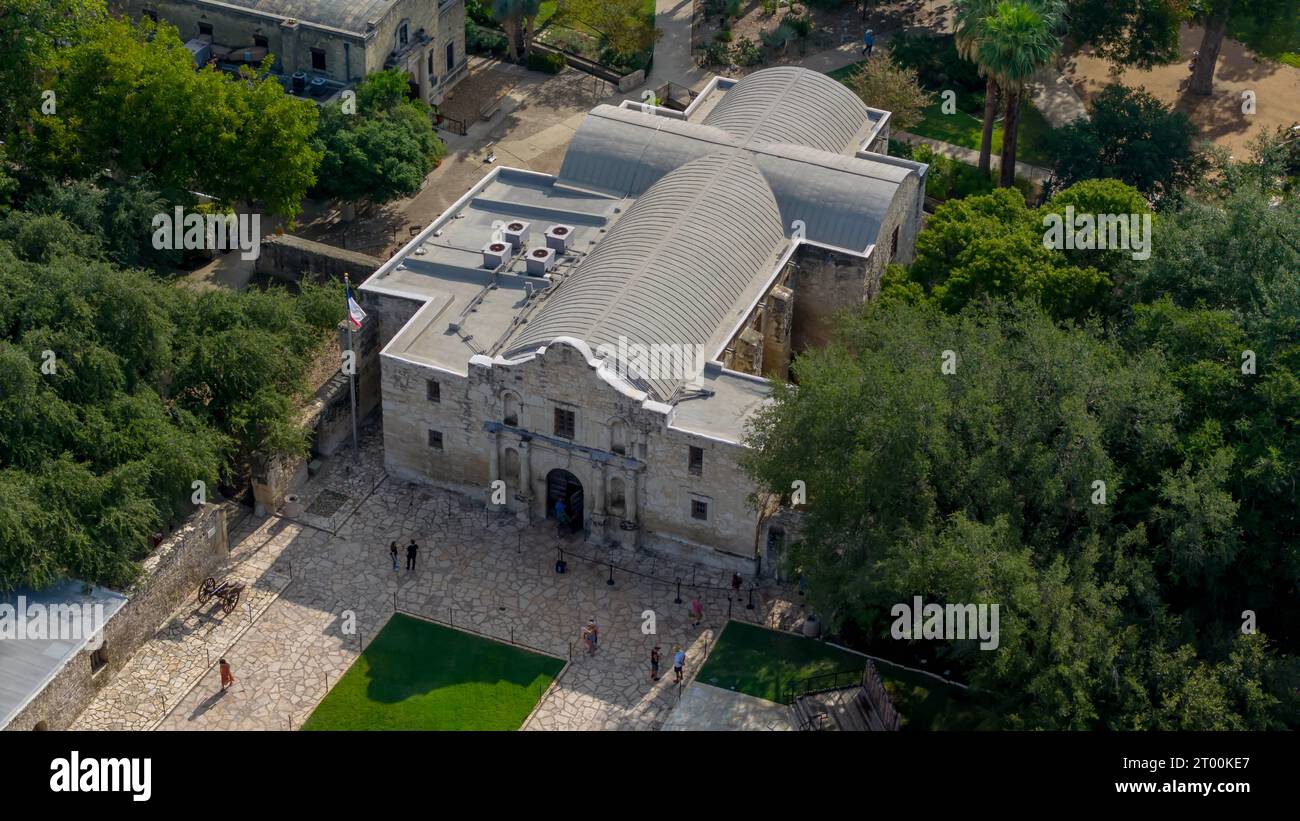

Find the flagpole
[[345, 272, 360, 465]]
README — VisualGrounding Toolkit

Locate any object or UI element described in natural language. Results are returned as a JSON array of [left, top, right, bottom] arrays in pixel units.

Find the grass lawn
[[302, 614, 564, 731], [826, 61, 1055, 167], [697, 621, 992, 730]]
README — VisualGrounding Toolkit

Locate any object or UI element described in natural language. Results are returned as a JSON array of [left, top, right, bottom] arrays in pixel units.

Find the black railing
[[779, 666, 863, 705]]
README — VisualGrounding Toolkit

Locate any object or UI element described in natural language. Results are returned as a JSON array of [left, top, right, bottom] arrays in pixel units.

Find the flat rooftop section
[[669, 367, 772, 443], [369, 169, 629, 372], [662, 682, 794, 731], [0, 581, 128, 728], [190, 0, 397, 35]]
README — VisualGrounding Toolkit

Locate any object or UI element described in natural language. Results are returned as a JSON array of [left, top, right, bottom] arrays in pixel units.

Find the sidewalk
[[893, 130, 1053, 189], [648, 0, 708, 89]]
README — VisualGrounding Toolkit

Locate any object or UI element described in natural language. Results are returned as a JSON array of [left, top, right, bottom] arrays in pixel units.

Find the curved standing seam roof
[[507, 152, 786, 401], [702, 66, 874, 155], [558, 106, 735, 197]]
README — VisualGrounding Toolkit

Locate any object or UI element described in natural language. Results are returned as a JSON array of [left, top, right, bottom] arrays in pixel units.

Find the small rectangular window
[[688, 446, 704, 477], [253, 35, 269, 48], [90, 647, 108, 673], [399, 24, 409, 47], [554, 408, 575, 439], [427, 430, 443, 450], [691, 500, 708, 521], [198, 22, 213, 36], [426, 379, 440, 403], [311, 48, 327, 71], [143, 9, 159, 22]]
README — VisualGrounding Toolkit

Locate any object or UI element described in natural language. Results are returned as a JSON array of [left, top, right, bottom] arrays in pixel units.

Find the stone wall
[[380, 339, 762, 559], [4, 505, 229, 731], [255, 234, 383, 284]]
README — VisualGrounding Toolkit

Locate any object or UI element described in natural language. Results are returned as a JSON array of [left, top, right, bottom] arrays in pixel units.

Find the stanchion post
[[674, 578, 682, 605]]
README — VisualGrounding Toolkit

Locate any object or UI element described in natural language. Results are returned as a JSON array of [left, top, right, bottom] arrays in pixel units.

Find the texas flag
[[346, 282, 366, 330]]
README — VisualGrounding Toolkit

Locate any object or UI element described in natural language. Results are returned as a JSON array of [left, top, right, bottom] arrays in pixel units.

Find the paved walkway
[[72, 427, 791, 731], [661, 682, 794, 731], [1026, 66, 1089, 128], [893, 130, 1053, 189], [648, 0, 707, 90]]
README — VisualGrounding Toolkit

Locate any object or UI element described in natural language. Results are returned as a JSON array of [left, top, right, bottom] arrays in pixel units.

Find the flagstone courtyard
[[70, 428, 794, 731]]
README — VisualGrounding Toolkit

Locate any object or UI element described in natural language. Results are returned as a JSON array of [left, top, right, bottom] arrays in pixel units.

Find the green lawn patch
[[535, 0, 657, 73], [302, 613, 563, 731], [697, 621, 991, 730], [827, 61, 1055, 167]]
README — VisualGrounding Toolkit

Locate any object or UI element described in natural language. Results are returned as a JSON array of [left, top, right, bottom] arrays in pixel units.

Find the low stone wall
[[4, 504, 229, 731], [255, 233, 383, 284]]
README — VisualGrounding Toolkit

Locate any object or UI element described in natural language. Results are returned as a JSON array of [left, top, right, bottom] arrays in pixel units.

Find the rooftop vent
[[545, 224, 575, 252], [503, 221, 530, 249], [482, 241, 510, 269], [525, 246, 556, 275]]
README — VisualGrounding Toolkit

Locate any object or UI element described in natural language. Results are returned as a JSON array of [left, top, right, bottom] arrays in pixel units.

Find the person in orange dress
[[219, 658, 235, 691]]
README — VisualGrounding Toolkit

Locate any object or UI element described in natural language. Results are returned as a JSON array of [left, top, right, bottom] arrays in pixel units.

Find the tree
[[970, 0, 1064, 187], [39, 15, 320, 219], [844, 53, 933, 131], [1067, 0, 1188, 70], [953, 0, 1002, 175], [555, 0, 660, 59], [312, 70, 446, 207], [1045, 84, 1202, 202], [889, 186, 1117, 322], [0, 0, 104, 142], [1187, 0, 1299, 96], [491, 0, 543, 63]]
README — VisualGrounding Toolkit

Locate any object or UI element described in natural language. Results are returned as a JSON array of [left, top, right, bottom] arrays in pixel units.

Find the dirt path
[[1063, 23, 1300, 156]]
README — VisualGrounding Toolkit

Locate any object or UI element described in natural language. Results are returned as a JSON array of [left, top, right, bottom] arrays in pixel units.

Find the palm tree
[[492, 0, 542, 63], [953, 0, 1001, 176], [973, 0, 1063, 187]]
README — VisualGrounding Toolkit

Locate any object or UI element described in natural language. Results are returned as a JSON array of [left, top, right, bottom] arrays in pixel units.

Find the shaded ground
[[302, 614, 563, 730], [1064, 23, 1300, 157], [697, 620, 986, 730]]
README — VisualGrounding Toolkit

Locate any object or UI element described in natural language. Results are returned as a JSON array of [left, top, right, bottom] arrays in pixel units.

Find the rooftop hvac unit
[[503, 220, 530, 249], [482, 241, 511, 269], [309, 77, 328, 97], [525, 246, 556, 275], [545, 224, 575, 251]]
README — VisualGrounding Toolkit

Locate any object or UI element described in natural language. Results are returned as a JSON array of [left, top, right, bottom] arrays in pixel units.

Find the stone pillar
[[625, 470, 639, 523], [517, 440, 534, 521], [592, 464, 607, 514], [487, 432, 502, 509], [417, 49, 431, 102]]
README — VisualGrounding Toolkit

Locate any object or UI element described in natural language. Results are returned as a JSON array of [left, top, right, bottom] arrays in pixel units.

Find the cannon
[[197, 577, 244, 615]]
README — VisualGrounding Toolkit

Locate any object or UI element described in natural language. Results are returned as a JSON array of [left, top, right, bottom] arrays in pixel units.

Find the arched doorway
[[546, 469, 583, 533]]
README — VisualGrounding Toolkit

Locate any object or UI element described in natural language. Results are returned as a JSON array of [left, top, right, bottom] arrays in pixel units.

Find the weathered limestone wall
[[380, 340, 762, 559], [4, 505, 229, 731], [255, 234, 383, 284]]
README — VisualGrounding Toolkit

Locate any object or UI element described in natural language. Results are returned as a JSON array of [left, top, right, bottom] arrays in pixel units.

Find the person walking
[[389, 541, 399, 572], [731, 572, 743, 596], [672, 645, 686, 684], [583, 619, 599, 655], [690, 597, 703, 627], [554, 498, 569, 537], [406, 538, 419, 572], [650, 645, 662, 681], [862, 29, 875, 57], [219, 658, 235, 692]]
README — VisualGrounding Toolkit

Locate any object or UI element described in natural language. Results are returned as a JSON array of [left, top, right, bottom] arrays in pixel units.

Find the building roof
[[190, 0, 398, 35], [0, 581, 128, 729], [506, 152, 787, 401], [700, 66, 877, 154]]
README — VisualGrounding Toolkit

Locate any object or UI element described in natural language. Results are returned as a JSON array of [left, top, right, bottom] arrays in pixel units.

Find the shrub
[[889, 31, 983, 94], [762, 0, 779, 16], [782, 13, 812, 38], [701, 40, 731, 66], [715, 28, 733, 43], [732, 36, 763, 66], [466, 20, 508, 57], [527, 50, 567, 74]]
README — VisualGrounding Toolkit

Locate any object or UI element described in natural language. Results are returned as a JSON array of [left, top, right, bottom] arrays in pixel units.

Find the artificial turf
[[696, 620, 989, 730], [302, 613, 564, 731]]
